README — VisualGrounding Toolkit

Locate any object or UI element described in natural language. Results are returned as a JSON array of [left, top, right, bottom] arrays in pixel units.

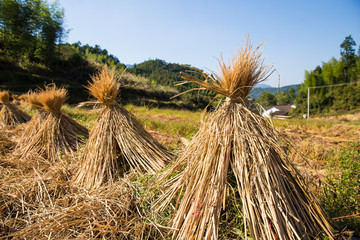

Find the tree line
[[256, 35, 360, 115], [128, 59, 215, 108], [256, 88, 297, 109], [293, 35, 360, 115]]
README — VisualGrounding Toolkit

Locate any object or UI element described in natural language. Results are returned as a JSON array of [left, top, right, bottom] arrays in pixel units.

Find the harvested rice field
[[0, 102, 359, 239], [0, 50, 358, 240]]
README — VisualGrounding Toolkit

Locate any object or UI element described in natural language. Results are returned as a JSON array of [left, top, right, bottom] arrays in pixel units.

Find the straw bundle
[[15, 85, 88, 161], [72, 67, 172, 189], [0, 90, 30, 128], [154, 39, 333, 239]]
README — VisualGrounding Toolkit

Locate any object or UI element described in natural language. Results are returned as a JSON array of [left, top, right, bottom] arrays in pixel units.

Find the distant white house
[[262, 103, 296, 118]]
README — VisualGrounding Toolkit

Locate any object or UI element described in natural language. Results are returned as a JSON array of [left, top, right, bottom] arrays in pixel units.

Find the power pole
[[307, 87, 310, 120], [275, 70, 280, 94]]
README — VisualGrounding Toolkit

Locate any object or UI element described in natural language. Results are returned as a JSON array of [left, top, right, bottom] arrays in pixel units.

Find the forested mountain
[[129, 59, 211, 93]]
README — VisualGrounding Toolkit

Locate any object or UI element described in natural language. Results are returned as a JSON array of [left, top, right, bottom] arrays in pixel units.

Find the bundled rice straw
[[15, 85, 88, 161], [0, 90, 30, 128], [14, 91, 50, 148], [154, 38, 333, 239], [72, 66, 173, 189]]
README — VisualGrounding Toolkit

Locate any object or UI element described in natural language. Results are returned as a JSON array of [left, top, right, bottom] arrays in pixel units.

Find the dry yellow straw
[[72, 66, 173, 189], [0, 90, 30, 128], [153, 37, 333, 240], [15, 85, 88, 161]]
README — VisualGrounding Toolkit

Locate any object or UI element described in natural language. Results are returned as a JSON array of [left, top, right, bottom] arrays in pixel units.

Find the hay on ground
[[72, 66, 173, 190], [0, 90, 30, 128], [14, 86, 88, 161], [153, 38, 334, 240], [0, 157, 146, 239]]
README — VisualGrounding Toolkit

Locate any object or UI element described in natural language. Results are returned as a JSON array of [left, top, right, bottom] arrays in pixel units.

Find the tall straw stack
[[15, 85, 88, 161], [0, 90, 30, 128], [153, 38, 333, 239], [72, 66, 173, 189]]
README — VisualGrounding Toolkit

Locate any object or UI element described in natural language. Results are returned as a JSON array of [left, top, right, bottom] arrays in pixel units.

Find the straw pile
[[15, 85, 88, 161], [0, 90, 30, 128], [72, 67, 173, 189], [0, 155, 146, 239], [154, 39, 334, 239]]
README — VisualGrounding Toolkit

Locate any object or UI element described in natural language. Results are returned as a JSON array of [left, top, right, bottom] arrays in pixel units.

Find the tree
[[340, 35, 356, 63], [275, 92, 289, 105], [256, 92, 276, 108], [340, 35, 357, 80], [287, 87, 296, 102]]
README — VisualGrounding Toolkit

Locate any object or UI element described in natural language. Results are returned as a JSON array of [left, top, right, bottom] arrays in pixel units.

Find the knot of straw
[[28, 85, 67, 114], [178, 38, 274, 104], [0, 90, 10, 104], [86, 66, 119, 107]]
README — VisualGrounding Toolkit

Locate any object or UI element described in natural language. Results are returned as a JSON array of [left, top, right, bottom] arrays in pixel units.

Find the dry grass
[[0, 153, 148, 239], [73, 66, 173, 189], [153, 38, 334, 239], [0, 90, 30, 128], [14, 86, 88, 161]]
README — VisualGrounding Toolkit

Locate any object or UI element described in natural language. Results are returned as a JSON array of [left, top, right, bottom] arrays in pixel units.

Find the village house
[[262, 103, 296, 118]]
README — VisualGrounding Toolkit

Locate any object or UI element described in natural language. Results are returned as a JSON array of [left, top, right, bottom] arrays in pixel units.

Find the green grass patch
[[61, 105, 98, 128], [320, 142, 360, 233]]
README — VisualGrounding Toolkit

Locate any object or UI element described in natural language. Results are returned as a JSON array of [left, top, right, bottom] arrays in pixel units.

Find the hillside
[[249, 84, 300, 99], [1, 43, 220, 109], [0, 43, 185, 108]]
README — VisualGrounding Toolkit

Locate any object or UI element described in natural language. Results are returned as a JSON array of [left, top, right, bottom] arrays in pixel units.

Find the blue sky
[[58, 0, 360, 87]]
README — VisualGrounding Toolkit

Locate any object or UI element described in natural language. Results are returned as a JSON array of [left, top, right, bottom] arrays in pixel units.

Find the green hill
[[0, 43, 213, 109], [249, 84, 300, 99]]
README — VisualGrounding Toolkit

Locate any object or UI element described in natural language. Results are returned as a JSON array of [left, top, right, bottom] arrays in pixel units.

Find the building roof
[[265, 104, 295, 116]]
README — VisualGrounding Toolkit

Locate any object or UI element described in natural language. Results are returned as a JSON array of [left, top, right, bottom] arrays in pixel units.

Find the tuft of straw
[[37, 85, 67, 113], [153, 38, 333, 240], [86, 66, 119, 106], [26, 90, 43, 110], [0, 90, 10, 104], [15, 85, 88, 161], [72, 66, 173, 189], [0, 90, 30, 128]]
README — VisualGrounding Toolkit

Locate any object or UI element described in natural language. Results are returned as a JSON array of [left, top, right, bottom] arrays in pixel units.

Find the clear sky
[[58, 0, 360, 87]]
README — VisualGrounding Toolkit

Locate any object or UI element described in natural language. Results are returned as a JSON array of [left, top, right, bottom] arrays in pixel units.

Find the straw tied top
[[86, 67, 119, 106], [27, 86, 68, 114], [0, 91, 10, 105], [179, 42, 274, 104]]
